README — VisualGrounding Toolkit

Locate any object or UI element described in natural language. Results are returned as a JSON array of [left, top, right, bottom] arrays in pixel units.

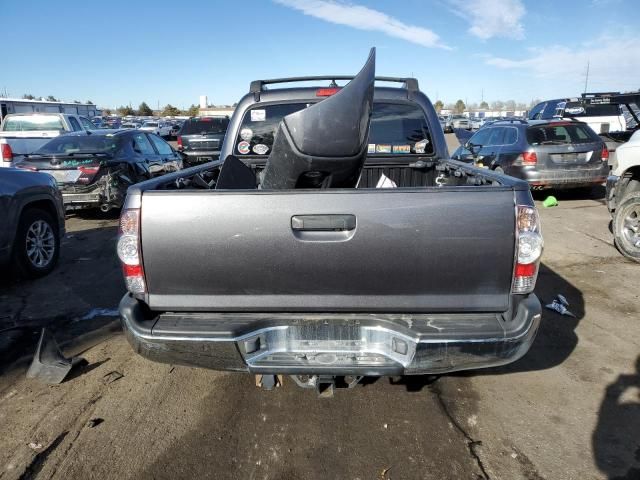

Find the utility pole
[[481, 88, 484, 103], [583, 60, 590, 94]]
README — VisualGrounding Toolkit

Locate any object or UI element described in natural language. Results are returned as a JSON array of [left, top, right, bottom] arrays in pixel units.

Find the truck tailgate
[[140, 188, 516, 312]]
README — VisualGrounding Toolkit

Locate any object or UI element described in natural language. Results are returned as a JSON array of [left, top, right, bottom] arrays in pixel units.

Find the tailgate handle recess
[[291, 214, 356, 231]]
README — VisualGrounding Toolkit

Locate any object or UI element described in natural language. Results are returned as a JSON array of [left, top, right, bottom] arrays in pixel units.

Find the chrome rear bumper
[[119, 294, 541, 376]]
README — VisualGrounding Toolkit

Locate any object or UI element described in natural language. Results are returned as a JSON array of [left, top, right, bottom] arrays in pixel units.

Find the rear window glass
[[35, 135, 121, 154], [2, 115, 64, 132], [526, 124, 600, 145], [143, 122, 159, 127], [234, 102, 434, 156], [180, 117, 229, 135]]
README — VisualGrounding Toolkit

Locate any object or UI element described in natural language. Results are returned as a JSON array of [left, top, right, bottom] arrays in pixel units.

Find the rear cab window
[[234, 101, 434, 157], [180, 117, 229, 135], [2, 115, 64, 132], [526, 123, 601, 145]]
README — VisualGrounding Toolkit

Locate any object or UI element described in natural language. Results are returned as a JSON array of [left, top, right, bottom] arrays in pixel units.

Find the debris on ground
[[101, 370, 124, 385], [26, 328, 84, 384], [80, 308, 119, 321], [380, 466, 392, 479], [543, 195, 558, 208], [87, 418, 104, 428], [545, 294, 576, 317], [28, 442, 43, 450]]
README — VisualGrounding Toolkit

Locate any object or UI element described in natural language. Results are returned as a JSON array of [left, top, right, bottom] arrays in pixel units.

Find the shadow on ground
[[593, 356, 640, 480]]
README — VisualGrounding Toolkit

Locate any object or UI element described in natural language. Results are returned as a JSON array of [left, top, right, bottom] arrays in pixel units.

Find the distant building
[[439, 109, 528, 118], [0, 98, 101, 122], [199, 106, 234, 117], [199, 95, 208, 109]]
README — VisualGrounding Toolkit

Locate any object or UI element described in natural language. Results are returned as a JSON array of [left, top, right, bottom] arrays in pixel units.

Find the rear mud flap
[[26, 328, 84, 384]]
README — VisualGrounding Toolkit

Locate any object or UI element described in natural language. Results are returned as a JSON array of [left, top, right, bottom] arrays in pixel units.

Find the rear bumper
[[119, 294, 542, 376], [511, 165, 608, 188]]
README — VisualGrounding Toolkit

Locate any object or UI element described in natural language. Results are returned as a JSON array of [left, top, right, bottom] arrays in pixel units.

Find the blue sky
[[2, 0, 638, 109]]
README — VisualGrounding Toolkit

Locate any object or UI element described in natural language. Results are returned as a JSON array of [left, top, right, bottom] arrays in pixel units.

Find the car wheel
[[13, 208, 60, 278], [613, 191, 640, 263]]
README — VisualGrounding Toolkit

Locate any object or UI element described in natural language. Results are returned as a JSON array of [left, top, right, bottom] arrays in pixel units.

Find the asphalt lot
[[0, 134, 639, 480]]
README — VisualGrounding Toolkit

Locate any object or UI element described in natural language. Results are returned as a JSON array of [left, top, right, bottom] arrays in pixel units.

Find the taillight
[[601, 145, 609, 162], [117, 208, 146, 294], [1, 141, 13, 161], [316, 87, 341, 97], [177, 136, 183, 150], [521, 151, 537, 165], [512, 205, 543, 294], [77, 166, 100, 184]]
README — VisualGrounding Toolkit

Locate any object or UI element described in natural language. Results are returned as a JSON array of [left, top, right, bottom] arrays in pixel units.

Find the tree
[[117, 105, 135, 116], [46, 95, 58, 102], [22, 94, 36, 100], [454, 99, 466, 114], [137, 102, 153, 116], [184, 104, 199, 117], [103, 108, 112, 116], [86, 100, 94, 105], [73, 100, 81, 104], [161, 104, 181, 117], [491, 100, 504, 110], [529, 98, 541, 109], [504, 100, 516, 111], [433, 100, 444, 112], [479, 101, 489, 109]]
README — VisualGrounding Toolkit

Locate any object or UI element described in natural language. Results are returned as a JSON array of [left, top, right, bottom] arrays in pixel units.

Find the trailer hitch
[[290, 375, 364, 398]]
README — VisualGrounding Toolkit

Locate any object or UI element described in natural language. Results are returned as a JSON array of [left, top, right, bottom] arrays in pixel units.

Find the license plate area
[[551, 152, 590, 164], [49, 169, 82, 184], [238, 322, 417, 370]]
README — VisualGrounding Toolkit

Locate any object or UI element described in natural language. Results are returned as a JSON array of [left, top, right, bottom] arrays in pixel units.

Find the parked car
[[437, 115, 447, 132], [529, 98, 626, 134], [169, 122, 181, 139], [0, 113, 97, 167], [118, 49, 543, 394], [16, 130, 183, 212], [606, 130, 640, 262], [121, 122, 142, 130], [140, 121, 172, 138], [176, 116, 229, 165], [0, 167, 65, 277], [449, 114, 470, 130], [470, 117, 485, 130], [452, 119, 609, 190]]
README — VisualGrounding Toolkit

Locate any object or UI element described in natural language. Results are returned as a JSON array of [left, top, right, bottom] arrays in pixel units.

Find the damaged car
[[15, 130, 183, 212]]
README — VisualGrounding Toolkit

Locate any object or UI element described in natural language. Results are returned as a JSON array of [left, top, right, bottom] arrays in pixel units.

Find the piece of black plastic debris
[[101, 370, 124, 385], [87, 418, 104, 428], [26, 328, 83, 384]]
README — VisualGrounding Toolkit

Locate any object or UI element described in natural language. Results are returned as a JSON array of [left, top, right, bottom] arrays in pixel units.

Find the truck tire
[[613, 191, 640, 263], [13, 208, 60, 278]]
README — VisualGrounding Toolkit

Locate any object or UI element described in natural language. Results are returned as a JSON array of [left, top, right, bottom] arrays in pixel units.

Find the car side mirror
[[466, 142, 479, 154]]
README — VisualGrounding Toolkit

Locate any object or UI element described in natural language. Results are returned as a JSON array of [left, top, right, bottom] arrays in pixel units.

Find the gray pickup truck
[[118, 50, 543, 392]]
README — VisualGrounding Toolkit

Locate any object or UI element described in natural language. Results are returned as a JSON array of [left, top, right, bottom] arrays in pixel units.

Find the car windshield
[[143, 122, 158, 127], [2, 115, 64, 132], [234, 101, 434, 156], [526, 123, 600, 145], [180, 118, 229, 135], [35, 135, 122, 155]]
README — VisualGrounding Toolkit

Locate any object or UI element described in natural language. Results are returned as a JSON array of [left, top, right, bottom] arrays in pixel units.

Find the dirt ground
[[1, 136, 638, 479]]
